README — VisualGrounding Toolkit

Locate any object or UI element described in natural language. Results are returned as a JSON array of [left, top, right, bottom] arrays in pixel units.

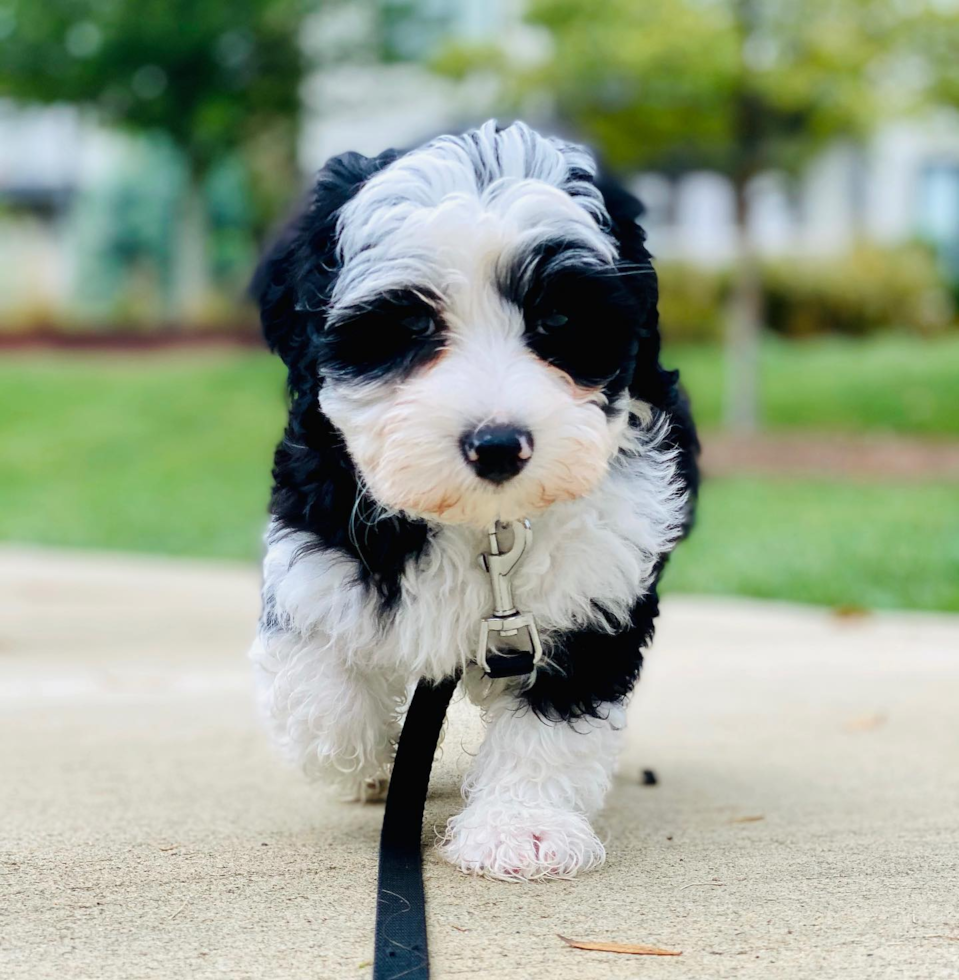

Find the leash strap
[[373, 675, 458, 980], [373, 520, 539, 977]]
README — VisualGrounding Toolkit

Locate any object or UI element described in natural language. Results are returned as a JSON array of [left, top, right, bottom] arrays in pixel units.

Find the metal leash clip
[[476, 519, 543, 679]]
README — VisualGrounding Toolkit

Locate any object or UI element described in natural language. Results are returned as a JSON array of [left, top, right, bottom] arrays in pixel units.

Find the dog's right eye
[[535, 312, 569, 335], [318, 290, 445, 381], [403, 314, 437, 337], [522, 268, 640, 388]]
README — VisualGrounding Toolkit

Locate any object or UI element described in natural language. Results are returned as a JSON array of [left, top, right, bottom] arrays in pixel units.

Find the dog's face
[[262, 123, 659, 528]]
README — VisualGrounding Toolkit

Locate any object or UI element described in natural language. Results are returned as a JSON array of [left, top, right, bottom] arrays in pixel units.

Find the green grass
[[661, 478, 959, 613], [0, 351, 286, 560], [1, 338, 957, 612], [666, 332, 959, 435]]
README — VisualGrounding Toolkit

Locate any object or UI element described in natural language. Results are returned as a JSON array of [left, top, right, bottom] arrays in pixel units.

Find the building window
[[378, 0, 499, 62], [917, 161, 959, 275]]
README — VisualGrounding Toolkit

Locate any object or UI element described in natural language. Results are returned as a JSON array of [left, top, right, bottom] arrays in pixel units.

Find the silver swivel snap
[[476, 519, 543, 677]]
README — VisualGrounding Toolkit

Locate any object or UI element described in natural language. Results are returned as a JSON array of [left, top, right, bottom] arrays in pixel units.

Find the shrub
[[763, 245, 954, 338], [657, 244, 956, 343], [656, 263, 725, 342]]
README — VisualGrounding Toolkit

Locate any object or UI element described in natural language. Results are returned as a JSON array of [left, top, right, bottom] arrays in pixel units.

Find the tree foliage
[[447, 0, 955, 182], [0, 0, 305, 182]]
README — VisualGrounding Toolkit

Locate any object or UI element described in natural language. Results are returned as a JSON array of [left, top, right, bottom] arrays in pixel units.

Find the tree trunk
[[172, 178, 209, 325], [724, 177, 763, 433]]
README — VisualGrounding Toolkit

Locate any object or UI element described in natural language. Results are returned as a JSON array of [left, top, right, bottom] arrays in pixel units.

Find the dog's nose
[[460, 424, 534, 484]]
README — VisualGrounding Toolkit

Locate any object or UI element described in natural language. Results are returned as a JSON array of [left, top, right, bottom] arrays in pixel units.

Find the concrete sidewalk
[[1, 547, 957, 980]]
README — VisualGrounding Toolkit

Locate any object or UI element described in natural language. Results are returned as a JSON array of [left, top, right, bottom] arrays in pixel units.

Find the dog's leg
[[251, 629, 406, 801], [439, 691, 624, 880]]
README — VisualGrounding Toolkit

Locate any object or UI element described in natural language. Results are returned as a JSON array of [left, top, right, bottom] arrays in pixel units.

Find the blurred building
[[0, 103, 197, 327], [0, 103, 88, 321], [633, 118, 959, 272]]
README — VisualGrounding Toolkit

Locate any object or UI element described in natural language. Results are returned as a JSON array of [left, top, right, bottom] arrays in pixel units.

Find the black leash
[[371, 655, 532, 980], [373, 675, 458, 980], [373, 520, 541, 979]]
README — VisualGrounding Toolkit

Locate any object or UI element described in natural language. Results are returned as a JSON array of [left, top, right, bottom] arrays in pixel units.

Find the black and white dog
[[250, 120, 698, 881]]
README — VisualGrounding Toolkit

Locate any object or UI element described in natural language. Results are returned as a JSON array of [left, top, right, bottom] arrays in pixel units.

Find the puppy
[[250, 120, 699, 881]]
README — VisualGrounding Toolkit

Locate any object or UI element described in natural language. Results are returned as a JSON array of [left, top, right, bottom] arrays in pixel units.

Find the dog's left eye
[[403, 314, 437, 337], [535, 312, 568, 335]]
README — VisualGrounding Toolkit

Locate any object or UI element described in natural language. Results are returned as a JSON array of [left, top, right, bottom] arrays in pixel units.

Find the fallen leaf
[[558, 935, 681, 956], [844, 713, 886, 732], [832, 604, 871, 620], [731, 815, 765, 824], [168, 899, 189, 920]]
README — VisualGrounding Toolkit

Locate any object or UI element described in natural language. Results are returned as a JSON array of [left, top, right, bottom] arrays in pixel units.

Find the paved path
[[2, 547, 958, 980]]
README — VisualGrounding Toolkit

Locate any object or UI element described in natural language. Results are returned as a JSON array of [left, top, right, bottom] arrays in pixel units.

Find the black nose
[[461, 424, 534, 484]]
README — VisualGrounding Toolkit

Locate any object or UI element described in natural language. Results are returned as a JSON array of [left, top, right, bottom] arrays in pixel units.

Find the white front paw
[[438, 803, 605, 881], [335, 775, 390, 803]]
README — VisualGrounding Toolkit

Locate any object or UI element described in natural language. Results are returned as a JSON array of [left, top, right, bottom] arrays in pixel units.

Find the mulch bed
[[0, 329, 262, 352], [701, 431, 959, 482]]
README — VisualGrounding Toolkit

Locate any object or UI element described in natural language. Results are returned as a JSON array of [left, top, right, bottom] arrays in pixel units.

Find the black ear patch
[[590, 176, 666, 405], [595, 173, 701, 508], [253, 147, 433, 612], [250, 149, 399, 390]]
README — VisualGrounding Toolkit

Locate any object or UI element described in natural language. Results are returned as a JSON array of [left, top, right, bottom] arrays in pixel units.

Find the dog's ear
[[597, 174, 700, 499], [251, 149, 399, 384], [594, 175, 677, 407]]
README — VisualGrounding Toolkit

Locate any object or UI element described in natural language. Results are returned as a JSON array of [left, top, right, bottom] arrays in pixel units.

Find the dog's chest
[[380, 455, 682, 678], [264, 450, 682, 680]]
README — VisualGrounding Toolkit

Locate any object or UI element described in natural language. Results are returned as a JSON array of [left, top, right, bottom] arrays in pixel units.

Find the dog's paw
[[437, 803, 605, 881], [356, 776, 390, 803], [332, 774, 391, 803]]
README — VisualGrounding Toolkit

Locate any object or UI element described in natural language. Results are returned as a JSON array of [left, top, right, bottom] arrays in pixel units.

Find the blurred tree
[[0, 0, 308, 315], [437, 0, 951, 430]]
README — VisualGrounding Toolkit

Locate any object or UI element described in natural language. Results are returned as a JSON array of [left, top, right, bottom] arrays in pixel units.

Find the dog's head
[[256, 121, 670, 528]]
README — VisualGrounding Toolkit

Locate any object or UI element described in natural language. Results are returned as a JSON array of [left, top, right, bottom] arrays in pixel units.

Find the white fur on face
[[330, 120, 615, 313], [320, 121, 624, 527], [320, 324, 627, 526]]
